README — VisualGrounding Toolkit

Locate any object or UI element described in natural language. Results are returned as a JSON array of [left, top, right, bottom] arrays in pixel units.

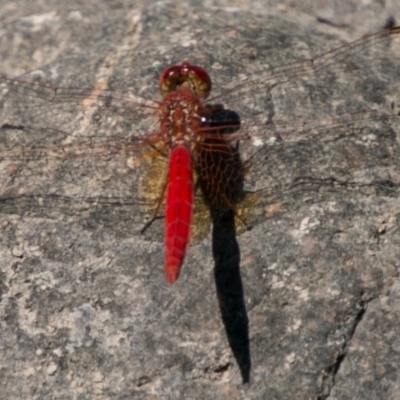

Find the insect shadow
[[198, 106, 251, 384]]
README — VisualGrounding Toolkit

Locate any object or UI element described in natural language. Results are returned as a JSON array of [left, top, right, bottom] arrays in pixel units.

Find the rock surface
[[0, 1, 399, 399]]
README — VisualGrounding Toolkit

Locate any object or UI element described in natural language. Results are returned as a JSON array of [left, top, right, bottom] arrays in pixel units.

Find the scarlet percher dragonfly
[[0, 25, 399, 283]]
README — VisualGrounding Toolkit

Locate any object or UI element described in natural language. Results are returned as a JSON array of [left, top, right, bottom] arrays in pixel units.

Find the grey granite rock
[[0, 1, 399, 399]]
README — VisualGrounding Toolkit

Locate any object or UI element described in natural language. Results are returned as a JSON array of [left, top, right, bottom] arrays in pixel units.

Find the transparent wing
[[0, 27, 399, 240], [207, 27, 400, 143]]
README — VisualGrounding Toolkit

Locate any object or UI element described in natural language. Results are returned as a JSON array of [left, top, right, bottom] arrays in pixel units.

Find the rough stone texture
[[0, 1, 399, 399]]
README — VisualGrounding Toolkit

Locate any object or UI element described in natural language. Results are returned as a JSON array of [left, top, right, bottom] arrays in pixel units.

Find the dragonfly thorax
[[159, 89, 206, 147]]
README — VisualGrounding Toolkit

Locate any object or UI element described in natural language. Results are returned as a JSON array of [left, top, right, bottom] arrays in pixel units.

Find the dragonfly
[[0, 25, 399, 283]]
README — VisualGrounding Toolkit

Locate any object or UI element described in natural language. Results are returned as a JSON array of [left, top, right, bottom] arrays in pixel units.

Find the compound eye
[[159, 62, 212, 99]]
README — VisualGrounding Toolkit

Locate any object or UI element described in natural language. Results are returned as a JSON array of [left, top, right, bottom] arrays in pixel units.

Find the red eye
[[159, 62, 212, 99]]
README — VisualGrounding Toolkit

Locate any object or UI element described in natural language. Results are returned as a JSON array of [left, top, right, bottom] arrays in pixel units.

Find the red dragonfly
[[0, 25, 399, 283]]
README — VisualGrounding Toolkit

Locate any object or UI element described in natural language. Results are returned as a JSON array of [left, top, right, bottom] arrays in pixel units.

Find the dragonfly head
[[159, 62, 212, 99]]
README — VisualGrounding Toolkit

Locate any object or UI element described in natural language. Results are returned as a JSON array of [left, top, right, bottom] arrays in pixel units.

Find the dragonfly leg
[[140, 175, 169, 234]]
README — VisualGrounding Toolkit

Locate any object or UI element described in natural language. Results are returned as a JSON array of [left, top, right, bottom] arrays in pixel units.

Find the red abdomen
[[164, 145, 194, 283]]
